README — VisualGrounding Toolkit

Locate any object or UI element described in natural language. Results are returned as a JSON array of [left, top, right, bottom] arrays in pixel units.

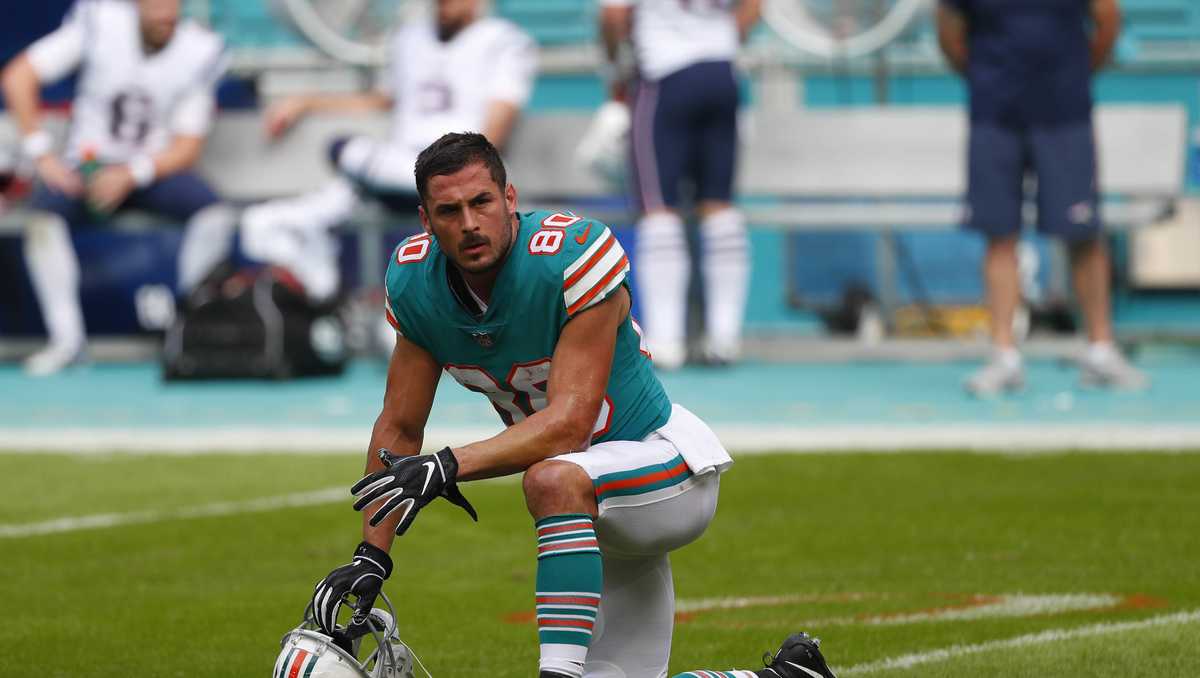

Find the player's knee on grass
[[523, 460, 596, 520]]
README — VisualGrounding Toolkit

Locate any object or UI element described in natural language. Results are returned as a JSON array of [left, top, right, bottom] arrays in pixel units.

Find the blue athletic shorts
[[629, 60, 739, 211], [965, 119, 1101, 242], [28, 170, 221, 225]]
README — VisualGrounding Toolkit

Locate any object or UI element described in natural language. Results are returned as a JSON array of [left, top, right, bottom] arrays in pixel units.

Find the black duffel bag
[[163, 266, 347, 380]]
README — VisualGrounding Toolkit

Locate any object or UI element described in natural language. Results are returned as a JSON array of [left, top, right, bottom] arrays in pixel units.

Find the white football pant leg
[[177, 203, 236, 293], [582, 471, 720, 678], [700, 208, 748, 361], [337, 138, 418, 194], [635, 211, 689, 369], [240, 178, 358, 303], [584, 555, 674, 678], [23, 212, 84, 353]]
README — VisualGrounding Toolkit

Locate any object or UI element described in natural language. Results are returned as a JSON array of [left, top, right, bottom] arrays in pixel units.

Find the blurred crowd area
[[1, 0, 1199, 375]]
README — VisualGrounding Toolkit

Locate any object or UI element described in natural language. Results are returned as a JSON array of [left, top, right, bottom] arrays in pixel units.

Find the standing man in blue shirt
[[937, 0, 1148, 395]]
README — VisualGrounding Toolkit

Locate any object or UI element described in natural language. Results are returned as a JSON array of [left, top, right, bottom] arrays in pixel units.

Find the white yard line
[[0, 486, 347, 538], [838, 609, 1200, 675], [3, 425, 1200, 454]]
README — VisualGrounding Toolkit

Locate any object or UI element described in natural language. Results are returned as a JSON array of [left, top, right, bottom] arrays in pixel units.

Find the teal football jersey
[[384, 210, 672, 444]]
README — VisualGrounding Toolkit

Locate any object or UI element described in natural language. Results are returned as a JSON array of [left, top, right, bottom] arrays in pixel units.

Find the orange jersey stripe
[[562, 234, 616, 290], [567, 256, 628, 316]]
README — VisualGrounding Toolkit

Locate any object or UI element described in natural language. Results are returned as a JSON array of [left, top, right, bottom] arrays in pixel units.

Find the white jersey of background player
[[2, 0, 235, 375], [601, 0, 760, 370], [239, 0, 538, 303]]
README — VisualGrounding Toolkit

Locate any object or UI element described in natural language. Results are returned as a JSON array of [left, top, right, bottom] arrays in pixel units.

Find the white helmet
[[575, 100, 630, 190], [273, 593, 428, 678]]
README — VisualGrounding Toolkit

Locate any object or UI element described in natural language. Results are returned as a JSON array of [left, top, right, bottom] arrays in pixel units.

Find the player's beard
[[457, 211, 514, 277]]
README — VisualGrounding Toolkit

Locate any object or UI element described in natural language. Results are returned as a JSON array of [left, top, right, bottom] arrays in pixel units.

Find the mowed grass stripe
[[0, 486, 347, 538], [840, 609, 1200, 675]]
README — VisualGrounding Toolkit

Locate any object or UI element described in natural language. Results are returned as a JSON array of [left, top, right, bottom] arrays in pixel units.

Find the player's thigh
[[585, 554, 674, 678], [554, 437, 720, 559], [1029, 119, 1101, 243], [630, 77, 693, 212], [964, 121, 1026, 239], [695, 61, 739, 204], [125, 171, 221, 221], [26, 182, 89, 225]]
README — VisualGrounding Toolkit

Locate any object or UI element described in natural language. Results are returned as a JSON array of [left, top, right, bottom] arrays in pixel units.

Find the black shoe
[[761, 632, 837, 678]]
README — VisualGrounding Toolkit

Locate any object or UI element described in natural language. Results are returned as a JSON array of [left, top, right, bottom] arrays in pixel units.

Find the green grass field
[[2, 451, 1199, 677]]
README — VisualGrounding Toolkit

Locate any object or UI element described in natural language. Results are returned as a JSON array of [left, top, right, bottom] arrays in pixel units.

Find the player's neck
[[461, 269, 497, 305], [140, 34, 171, 55]]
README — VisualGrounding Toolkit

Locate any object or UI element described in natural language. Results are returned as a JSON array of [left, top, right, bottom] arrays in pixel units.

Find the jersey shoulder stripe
[[562, 225, 629, 316]]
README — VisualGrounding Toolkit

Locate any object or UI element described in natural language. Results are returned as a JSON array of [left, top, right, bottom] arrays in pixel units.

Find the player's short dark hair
[[414, 132, 508, 206]]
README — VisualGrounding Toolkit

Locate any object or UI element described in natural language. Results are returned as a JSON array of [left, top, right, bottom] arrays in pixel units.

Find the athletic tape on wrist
[[127, 155, 156, 187], [21, 130, 53, 160]]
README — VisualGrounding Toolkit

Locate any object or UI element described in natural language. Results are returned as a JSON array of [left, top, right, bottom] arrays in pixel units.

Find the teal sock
[[534, 513, 603, 678]]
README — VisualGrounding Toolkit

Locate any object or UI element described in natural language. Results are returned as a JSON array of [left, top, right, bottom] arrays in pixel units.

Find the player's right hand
[[311, 541, 392, 636], [35, 155, 83, 197], [263, 97, 309, 139]]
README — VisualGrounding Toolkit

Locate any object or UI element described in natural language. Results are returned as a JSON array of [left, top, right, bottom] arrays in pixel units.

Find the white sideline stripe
[[675, 593, 878, 613], [674, 593, 1123, 624], [0, 486, 347, 538], [839, 609, 1200, 675], [3, 425, 1200, 454]]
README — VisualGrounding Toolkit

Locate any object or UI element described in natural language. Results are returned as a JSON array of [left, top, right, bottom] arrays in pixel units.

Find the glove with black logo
[[311, 541, 392, 636], [351, 447, 478, 536]]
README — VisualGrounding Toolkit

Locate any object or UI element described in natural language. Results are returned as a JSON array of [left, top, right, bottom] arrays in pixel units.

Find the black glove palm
[[311, 541, 392, 636], [351, 447, 478, 536]]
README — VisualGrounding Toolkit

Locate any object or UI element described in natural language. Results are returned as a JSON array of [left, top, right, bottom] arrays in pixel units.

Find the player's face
[[138, 0, 181, 50], [420, 161, 519, 279], [436, 0, 480, 38]]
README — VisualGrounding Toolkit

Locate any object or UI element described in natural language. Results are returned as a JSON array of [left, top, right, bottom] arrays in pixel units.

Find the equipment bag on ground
[[162, 265, 347, 380]]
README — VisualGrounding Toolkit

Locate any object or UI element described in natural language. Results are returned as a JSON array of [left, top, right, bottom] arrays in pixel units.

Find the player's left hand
[[86, 165, 136, 213], [351, 447, 478, 536]]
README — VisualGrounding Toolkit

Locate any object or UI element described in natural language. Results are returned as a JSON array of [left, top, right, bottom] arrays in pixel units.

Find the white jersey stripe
[[564, 228, 615, 279], [565, 238, 627, 308]]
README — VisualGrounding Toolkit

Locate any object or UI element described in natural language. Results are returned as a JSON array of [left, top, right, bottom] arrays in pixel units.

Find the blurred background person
[[1, 0, 235, 377], [600, 0, 761, 370], [937, 0, 1148, 396], [239, 0, 538, 304]]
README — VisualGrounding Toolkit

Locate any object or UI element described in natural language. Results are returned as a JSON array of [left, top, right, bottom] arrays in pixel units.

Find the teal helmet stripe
[[277, 648, 296, 678], [302, 649, 319, 678]]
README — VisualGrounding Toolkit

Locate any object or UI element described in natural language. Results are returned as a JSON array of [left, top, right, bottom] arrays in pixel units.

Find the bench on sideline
[[1, 105, 1189, 302]]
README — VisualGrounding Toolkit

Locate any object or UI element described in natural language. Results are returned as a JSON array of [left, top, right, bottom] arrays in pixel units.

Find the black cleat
[[761, 632, 837, 678]]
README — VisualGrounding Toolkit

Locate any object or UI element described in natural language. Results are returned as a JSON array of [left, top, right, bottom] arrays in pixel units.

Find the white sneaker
[[1079, 349, 1149, 390], [965, 354, 1024, 397], [23, 342, 87, 377], [649, 340, 686, 371], [702, 338, 741, 366]]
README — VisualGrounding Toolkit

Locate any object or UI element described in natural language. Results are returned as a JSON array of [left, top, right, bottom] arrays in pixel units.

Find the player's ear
[[417, 205, 433, 235], [504, 183, 518, 214]]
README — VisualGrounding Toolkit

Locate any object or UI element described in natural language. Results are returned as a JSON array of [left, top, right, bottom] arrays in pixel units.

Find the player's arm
[[86, 134, 206, 213], [311, 321, 441, 637], [1, 17, 85, 196], [736, 0, 763, 42], [1089, 0, 1122, 71], [452, 287, 629, 482], [481, 101, 522, 150], [935, 2, 969, 75], [480, 30, 538, 151], [599, 1, 634, 101], [359, 333, 441, 553], [264, 92, 394, 139]]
